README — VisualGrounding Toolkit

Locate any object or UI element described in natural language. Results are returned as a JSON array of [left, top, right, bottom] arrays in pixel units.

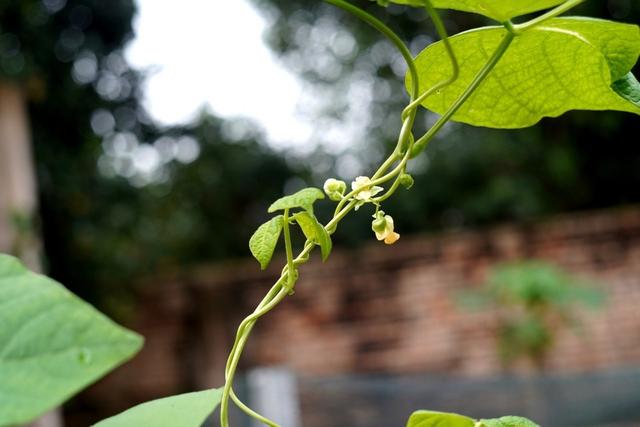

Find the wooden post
[[0, 81, 62, 427]]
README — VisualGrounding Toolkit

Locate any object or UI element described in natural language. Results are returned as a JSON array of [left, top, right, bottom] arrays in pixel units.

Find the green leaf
[[94, 388, 222, 427], [381, 0, 565, 22], [407, 410, 476, 427], [480, 416, 540, 427], [612, 72, 640, 107], [407, 18, 640, 129], [249, 215, 284, 269], [293, 211, 332, 261], [268, 187, 325, 214], [0, 255, 143, 426]]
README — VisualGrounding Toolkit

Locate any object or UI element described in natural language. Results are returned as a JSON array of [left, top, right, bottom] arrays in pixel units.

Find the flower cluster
[[324, 176, 400, 244]]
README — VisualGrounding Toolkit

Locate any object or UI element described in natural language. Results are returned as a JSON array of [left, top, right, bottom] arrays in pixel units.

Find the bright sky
[[125, 0, 313, 148]]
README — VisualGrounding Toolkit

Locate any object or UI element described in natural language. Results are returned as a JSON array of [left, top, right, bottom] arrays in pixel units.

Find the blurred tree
[[0, 1, 305, 309], [48, 115, 305, 313], [2, 0, 639, 305], [0, 2, 138, 425], [0, 0, 140, 300], [251, 0, 640, 239]]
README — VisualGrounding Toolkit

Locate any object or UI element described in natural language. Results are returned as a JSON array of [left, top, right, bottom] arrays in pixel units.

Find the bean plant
[[1, 0, 639, 426]]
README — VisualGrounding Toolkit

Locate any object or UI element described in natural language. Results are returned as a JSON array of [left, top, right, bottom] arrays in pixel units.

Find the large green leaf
[[407, 18, 640, 129], [249, 215, 284, 270], [94, 388, 222, 427], [293, 211, 332, 261], [379, 0, 565, 22], [407, 410, 476, 427], [480, 416, 540, 427], [0, 255, 143, 426], [268, 187, 325, 214]]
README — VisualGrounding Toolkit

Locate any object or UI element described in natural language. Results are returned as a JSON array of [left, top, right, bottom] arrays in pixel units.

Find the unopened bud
[[323, 178, 347, 201], [399, 173, 414, 190]]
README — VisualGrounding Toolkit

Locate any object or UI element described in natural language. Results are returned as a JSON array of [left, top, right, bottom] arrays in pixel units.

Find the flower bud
[[371, 211, 400, 245], [399, 173, 414, 190], [323, 178, 346, 201]]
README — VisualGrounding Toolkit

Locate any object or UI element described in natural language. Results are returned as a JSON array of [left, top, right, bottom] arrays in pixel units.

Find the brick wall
[[71, 207, 640, 424], [241, 207, 640, 377]]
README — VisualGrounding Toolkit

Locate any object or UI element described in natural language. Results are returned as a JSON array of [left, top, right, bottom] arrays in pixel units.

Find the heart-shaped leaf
[[0, 255, 143, 426], [249, 215, 284, 270], [377, 0, 565, 22], [94, 388, 222, 427], [407, 18, 640, 128]]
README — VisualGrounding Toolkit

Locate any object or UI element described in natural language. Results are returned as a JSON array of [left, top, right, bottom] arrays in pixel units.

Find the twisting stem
[[221, 280, 284, 426], [410, 31, 515, 157], [282, 209, 296, 293], [220, 285, 289, 427], [225, 281, 284, 377], [230, 389, 279, 427], [512, 0, 586, 33], [401, 0, 459, 121], [323, 0, 420, 100]]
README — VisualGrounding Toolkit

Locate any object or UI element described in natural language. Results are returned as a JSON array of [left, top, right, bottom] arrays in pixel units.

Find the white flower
[[371, 213, 400, 245], [351, 176, 383, 206]]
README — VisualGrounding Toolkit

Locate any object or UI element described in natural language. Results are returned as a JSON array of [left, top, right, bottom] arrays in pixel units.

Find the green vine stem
[[324, 0, 420, 99], [513, 0, 586, 33], [282, 208, 296, 293], [221, 281, 288, 427], [401, 0, 459, 122], [217, 0, 593, 425]]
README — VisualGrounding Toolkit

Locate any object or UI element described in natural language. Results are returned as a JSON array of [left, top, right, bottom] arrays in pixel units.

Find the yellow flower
[[371, 212, 400, 245]]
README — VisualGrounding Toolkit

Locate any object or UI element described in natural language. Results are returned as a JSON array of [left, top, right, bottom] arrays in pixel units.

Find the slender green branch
[[221, 280, 287, 426], [410, 31, 515, 157], [513, 0, 586, 33], [320, 0, 421, 210], [373, 152, 412, 203], [323, 0, 420, 100], [220, 285, 289, 427], [282, 209, 296, 293], [230, 390, 279, 427], [401, 0, 459, 121], [225, 281, 284, 377]]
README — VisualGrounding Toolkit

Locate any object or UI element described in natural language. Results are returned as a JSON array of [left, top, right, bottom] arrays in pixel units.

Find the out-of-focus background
[[1, 0, 640, 426]]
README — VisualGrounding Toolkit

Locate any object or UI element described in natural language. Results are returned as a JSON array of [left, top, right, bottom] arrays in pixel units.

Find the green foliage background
[[1, 0, 304, 309]]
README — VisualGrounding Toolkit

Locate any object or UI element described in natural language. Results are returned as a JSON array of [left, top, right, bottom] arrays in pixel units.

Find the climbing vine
[[0, 1, 638, 426], [220, 1, 640, 426]]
